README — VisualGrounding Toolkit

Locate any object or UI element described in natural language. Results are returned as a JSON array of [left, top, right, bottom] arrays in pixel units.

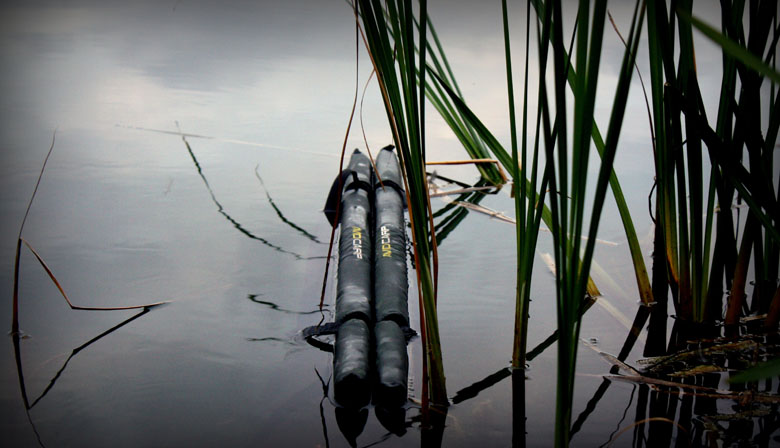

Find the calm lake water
[[1, 1, 777, 447]]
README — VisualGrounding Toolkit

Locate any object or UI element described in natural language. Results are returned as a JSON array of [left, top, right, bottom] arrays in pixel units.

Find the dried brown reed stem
[[12, 130, 57, 334], [318, 3, 361, 311], [12, 129, 167, 335], [21, 239, 166, 311]]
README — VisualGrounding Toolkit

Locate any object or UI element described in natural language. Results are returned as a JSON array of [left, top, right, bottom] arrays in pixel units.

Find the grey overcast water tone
[[1, 1, 778, 447]]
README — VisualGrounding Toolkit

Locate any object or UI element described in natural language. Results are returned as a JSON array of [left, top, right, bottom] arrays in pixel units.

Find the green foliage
[[353, 0, 779, 443], [646, 0, 780, 322], [356, 0, 447, 407], [728, 357, 780, 384], [532, 1, 645, 445]]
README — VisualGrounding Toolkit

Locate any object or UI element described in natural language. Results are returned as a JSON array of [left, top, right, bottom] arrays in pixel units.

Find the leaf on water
[[729, 357, 780, 384], [668, 364, 724, 377], [637, 339, 759, 372], [704, 407, 772, 421]]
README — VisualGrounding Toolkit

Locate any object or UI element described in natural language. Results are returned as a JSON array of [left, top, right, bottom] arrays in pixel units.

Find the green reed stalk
[[357, 0, 447, 406], [428, 1, 655, 310], [647, 0, 780, 322], [503, 0, 549, 369], [526, 2, 657, 312], [536, 1, 644, 445]]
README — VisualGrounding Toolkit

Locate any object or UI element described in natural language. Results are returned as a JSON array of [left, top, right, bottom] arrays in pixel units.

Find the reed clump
[[353, 0, 778, 445]]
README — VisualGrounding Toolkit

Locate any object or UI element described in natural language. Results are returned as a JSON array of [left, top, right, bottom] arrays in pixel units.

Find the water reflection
[[438, 300, 773, 446], [179, 126, 324, 260], [254, 166, 324, 244], [570, 306, 650, 440], [335, 407, 369, 447], [314, 364, 416, 447], [431, 177, 496, 246], [451, 367, 512, 405], [12, 307, 158, 448], [315, 368, 333, 448], [512, 370, 527, 448], [247, 293, 323, 315]]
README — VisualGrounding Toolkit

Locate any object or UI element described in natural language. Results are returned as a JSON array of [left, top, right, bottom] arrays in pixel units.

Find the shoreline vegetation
[[352, 0, 779, 446]]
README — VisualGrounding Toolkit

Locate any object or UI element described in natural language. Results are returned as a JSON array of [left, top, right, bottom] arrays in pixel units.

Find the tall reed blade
[[357, 0, 447, 407], [534, 0, 645, 445]]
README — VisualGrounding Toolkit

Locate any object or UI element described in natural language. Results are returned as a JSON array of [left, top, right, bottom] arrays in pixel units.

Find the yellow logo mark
[[380, 226, 392, 257], [352, 226, 363, 259]]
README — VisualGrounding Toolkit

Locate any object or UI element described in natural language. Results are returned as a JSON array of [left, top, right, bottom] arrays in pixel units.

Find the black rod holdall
[[333, 319, 371, 408], [372, 146, 409, 407], [334, 149, 373, 324], [326, 146, 409, 410], [331, 149, 373, 408]]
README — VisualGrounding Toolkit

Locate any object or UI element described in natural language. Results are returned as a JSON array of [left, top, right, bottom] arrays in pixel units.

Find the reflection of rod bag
[[372, 147, 409, 406]]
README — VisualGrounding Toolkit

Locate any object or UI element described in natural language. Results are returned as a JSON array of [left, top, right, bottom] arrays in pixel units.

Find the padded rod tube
[[373, 147, 409, 326], [333, 319, 371, 408], [335, 150, 373, 323], [374, 320, 409, 407]]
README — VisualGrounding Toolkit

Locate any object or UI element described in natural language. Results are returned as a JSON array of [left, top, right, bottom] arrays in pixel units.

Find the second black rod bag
[[372, 146, 409, 407]]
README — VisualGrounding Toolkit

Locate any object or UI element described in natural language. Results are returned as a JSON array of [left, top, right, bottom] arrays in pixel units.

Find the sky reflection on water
[[1, 1, 777, 447]]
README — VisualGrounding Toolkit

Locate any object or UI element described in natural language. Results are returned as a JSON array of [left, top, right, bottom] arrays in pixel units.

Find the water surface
[[1, 1, 776, 447]]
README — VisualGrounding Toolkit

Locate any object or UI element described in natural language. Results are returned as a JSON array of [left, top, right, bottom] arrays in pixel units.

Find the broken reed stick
[[428, 186, 497, 197], [607, 374, 780, 404], [13, 131, 58, 334], [22, 238, 167, 311], [12, 129, 166, 335], [426, 158, 508, 183]]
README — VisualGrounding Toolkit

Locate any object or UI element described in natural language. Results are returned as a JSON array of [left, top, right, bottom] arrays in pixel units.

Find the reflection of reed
[[178, 125, 323, 261], [445, 302, 650, 446], [449, 299, 600, 404], [569, 306, 649, 442], [570, 306, 780, 446], [431, 179, 490, 246], [247, 294, 322, 315], [315, 369, 331, 448], [12, 307, 156, 447], [451, 367, 511, 404], [512, 370, 526, 448], [12, 333, 45, 448], [254, 166, 323, 244]]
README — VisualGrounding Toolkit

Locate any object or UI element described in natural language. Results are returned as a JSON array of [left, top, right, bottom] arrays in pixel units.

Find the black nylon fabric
[[373, 148, 409, 326], [374, 320, 408, 407], [333, 319, 371, 408], [336, 189, 372, 323]]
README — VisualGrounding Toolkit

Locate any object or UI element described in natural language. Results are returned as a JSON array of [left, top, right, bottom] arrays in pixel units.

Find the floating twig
[[607, 374, 780, 404], [21, 238, 167, 311]]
